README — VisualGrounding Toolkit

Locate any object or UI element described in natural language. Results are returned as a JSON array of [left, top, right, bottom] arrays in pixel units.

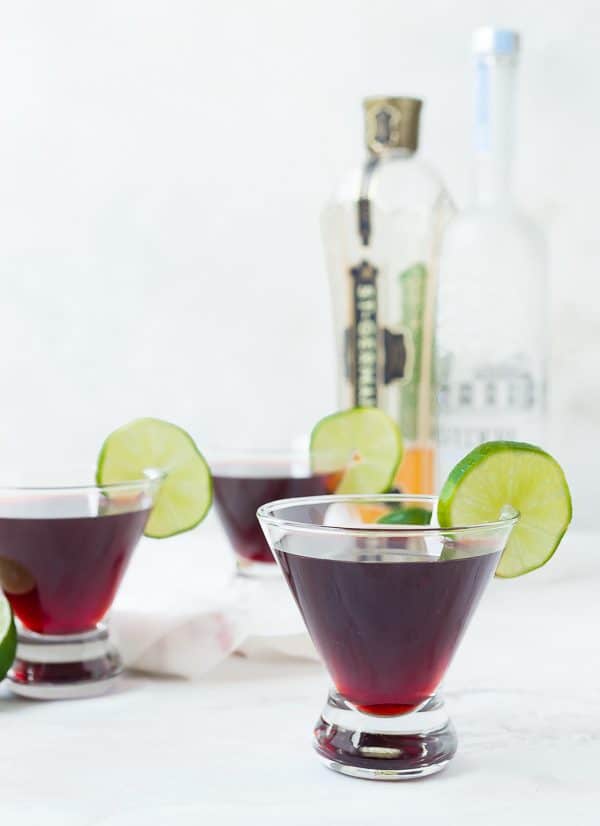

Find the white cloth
[[110, 513, 317, 678]]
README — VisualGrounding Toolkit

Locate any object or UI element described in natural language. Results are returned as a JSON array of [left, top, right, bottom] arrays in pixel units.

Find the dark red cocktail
[[0, 478, 159, 700], [212, 458, 330, 569], [276, 548, 499, 715], [0, 497, 150, 634], [258, 494, 516, 779]]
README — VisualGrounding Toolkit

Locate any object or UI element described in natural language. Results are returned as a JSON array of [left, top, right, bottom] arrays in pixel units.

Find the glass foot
[[235, 557, 281, 579], [7, 625, 122, 700], [314, 690, 457, 780]]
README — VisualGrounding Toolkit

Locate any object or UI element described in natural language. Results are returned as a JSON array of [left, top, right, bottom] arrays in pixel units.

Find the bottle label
[[438, 358, 541, 414], [384, 329, 409, 385], [348, 260, 379, 407], [346, 260, 411, 408], [438, 356, 545, 457]]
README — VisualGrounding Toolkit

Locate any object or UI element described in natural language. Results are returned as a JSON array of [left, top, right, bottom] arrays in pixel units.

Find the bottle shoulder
[[441, 203, 545, 257], [445, 203, 544, 238], [326, 153, 454, 213]]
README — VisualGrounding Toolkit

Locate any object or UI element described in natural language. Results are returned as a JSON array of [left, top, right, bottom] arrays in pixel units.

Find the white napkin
[[110, 514, 317, 678]]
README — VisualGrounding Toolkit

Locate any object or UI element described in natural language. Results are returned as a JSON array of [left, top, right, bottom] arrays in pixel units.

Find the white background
[[0, 1, 596, 524]]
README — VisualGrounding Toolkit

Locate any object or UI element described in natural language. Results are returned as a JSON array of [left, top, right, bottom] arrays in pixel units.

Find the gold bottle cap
[[363, 96, 422, 155]]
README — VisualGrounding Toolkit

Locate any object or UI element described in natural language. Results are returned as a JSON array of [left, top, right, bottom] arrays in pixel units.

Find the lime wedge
[[0, 593, 17, 681], [437, 441, 572, 578], [310, 408, 403, 494], [97, 418, 212, 539]]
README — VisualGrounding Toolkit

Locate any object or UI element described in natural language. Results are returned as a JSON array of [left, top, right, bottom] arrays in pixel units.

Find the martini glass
[[258, 494, 518, 780], [210, 447, 332, 577], [0, 472, 162, 700]]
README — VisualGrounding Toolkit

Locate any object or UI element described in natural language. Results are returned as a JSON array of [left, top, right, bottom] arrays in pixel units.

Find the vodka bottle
[[322, 97, 454, 493], [436, 29, 546, 477]]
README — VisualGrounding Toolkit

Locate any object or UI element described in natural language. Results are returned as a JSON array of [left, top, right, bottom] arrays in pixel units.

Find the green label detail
[[398, 262, 427, 440]]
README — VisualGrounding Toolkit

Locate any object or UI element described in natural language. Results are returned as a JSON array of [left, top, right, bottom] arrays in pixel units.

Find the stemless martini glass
[[258, 494, 517, 780], [0, 471, 161, 699], [210, 447, 332, 577]]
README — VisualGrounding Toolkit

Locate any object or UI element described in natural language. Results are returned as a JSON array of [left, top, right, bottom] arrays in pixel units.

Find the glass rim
[[206, 446, 308, 458], [207, 446, 313, 475], [0, 468, 166, 495], [257, 493, 520, 538]]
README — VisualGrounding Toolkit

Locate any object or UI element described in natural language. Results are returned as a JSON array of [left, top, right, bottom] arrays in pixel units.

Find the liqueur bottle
[[322, 97, 454, 492], [436, 29, 546, 478]]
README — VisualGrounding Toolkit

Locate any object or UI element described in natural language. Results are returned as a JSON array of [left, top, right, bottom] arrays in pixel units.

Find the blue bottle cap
[[472, 27, 520, 57]]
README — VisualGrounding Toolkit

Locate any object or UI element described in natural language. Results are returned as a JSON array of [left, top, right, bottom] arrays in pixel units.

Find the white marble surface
[[1, 529, 598, 824]]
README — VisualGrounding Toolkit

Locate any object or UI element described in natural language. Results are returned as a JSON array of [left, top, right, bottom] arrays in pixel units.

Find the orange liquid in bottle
[[394, 443, 435, 495]]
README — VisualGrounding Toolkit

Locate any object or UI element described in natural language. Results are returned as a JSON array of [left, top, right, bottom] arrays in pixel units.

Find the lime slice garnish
[[310, 408, 403, 494], [97, 418, 212, 539], [437, 441, 572, 578], [0, 593, 17, 681], [377, 506, 432, 525]]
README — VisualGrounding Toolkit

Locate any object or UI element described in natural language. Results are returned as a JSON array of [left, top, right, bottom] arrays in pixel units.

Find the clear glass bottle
[[322, 97, 454, 493], [436, 29, 546, 477]]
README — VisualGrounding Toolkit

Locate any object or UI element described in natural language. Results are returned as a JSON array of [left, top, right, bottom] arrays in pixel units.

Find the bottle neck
[[472, 54, 517, 206], [367, 146, 416, 161]]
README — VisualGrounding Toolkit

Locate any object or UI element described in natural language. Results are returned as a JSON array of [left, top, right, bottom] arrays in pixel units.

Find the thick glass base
[[235, 556, 281, 579], [7, 624, 122, 700], [314, 690, 457, 780]]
